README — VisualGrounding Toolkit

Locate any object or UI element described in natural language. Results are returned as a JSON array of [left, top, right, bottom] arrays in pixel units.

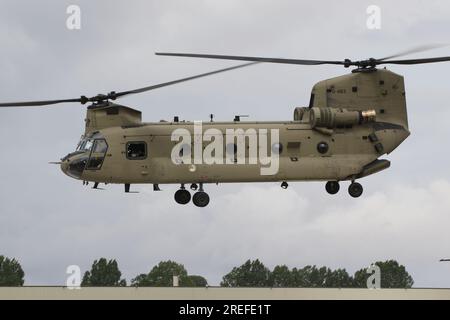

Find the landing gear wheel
[[348, 182, 363, 198], [325, 181, 340, 195], [193, 191, 210, 208], [174, 189, 191, 205]]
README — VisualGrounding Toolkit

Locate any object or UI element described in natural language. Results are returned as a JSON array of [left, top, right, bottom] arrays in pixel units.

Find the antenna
[[234, 115, 249, 122]]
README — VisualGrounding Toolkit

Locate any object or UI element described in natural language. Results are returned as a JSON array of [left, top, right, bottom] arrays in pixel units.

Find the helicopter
[[1, 46, 449, 207]]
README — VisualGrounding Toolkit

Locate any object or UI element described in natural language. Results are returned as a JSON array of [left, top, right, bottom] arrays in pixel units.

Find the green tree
[[324, 268, 354, 288], [290, 265, 328, 287], [303, 266, 329, 287], [291, 267, 307, 287], [132, 260, 191, 287], [221, 259, 271, 287], [290, 266, 353, 288], [0, 255, 25, 286], [81, 258, 126, 287], [270, 265, 293, 287], [130, 274, 148, 286], [353, 260, 414, 288], [185, 275, 208, 287]]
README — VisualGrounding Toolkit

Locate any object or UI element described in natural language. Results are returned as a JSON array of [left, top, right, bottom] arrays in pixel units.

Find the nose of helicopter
[[60, 152, 88, 179], [60, 160, 69, 175]]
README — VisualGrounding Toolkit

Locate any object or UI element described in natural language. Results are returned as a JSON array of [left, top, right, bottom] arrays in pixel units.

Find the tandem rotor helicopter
[[1, 46, 449, 207]]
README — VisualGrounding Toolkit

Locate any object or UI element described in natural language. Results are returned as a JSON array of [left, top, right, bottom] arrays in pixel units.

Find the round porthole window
[[226, 143, 237, 155], [272, 143, 283, 155], [179, 144, 191, 157], [317, 142, 329, 154]]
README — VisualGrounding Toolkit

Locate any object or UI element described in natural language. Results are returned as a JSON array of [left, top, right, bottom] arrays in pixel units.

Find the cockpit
[[76, 138, 94, 152], [61, 135, 109, 179]]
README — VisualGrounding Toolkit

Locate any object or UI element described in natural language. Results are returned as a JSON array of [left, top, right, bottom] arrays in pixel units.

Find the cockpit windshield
[[76, 138, 94, 152]]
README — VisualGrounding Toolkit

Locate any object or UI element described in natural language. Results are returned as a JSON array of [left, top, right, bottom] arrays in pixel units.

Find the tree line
[[220, 259, 413, 288], [0, 255, 413, 288]]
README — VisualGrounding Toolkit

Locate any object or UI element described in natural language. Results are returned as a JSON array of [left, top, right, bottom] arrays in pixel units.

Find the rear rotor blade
[[157, 48, 450, 68], [156, 52, 347, 66]]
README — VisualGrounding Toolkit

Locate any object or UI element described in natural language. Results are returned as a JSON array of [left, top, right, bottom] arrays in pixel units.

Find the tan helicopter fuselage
[[61, 68, 410, 186]]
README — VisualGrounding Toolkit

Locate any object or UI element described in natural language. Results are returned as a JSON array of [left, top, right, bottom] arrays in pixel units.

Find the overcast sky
[[0, 0, 450, 287]]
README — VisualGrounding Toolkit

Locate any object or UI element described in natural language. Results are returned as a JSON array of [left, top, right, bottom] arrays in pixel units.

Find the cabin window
[[317, 141, 329, 154], [226, 143, 238, 163], [179, 144, 191, 158], [272, 143, 283, 155], [126, 142, 147, 160]]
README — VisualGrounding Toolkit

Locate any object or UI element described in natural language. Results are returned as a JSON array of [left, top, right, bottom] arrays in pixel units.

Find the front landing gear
[[174, 184, 191, 205], [348, 182, 363, 198], [325, 181, 340, 195], [174, 183, 210, 207]]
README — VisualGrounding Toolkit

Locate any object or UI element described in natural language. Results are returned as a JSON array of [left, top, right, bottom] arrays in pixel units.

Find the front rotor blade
[[156, 52, 346, 66], [0, 98, 82, 108], [0, 63, 257, 107], [379, 56, 450, 65], [114, 62, 259, 98]]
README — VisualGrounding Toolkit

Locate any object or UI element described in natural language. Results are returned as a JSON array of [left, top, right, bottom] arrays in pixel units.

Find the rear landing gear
[[325, 181, 340, 195], [348, 182, 363, 198], [174, 184, 191, 205], [325, 180, 364, 198], [193, 183, 210, 208], [193, 192, 210, 207]]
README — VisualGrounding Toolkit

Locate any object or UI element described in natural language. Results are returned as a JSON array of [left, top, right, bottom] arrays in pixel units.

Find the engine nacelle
[[309, 107, 376, 129]]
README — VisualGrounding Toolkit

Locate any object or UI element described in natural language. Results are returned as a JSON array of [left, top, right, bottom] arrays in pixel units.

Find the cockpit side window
[[126, 142, 147, 160], [86, 139, 108, 170], [93, 140, 108, 153]]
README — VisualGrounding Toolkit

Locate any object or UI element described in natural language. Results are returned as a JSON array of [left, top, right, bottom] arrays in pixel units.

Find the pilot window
[[127, 142, 147, 160], [93, 139, 108, 153], [86, 139, 108, 170]]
